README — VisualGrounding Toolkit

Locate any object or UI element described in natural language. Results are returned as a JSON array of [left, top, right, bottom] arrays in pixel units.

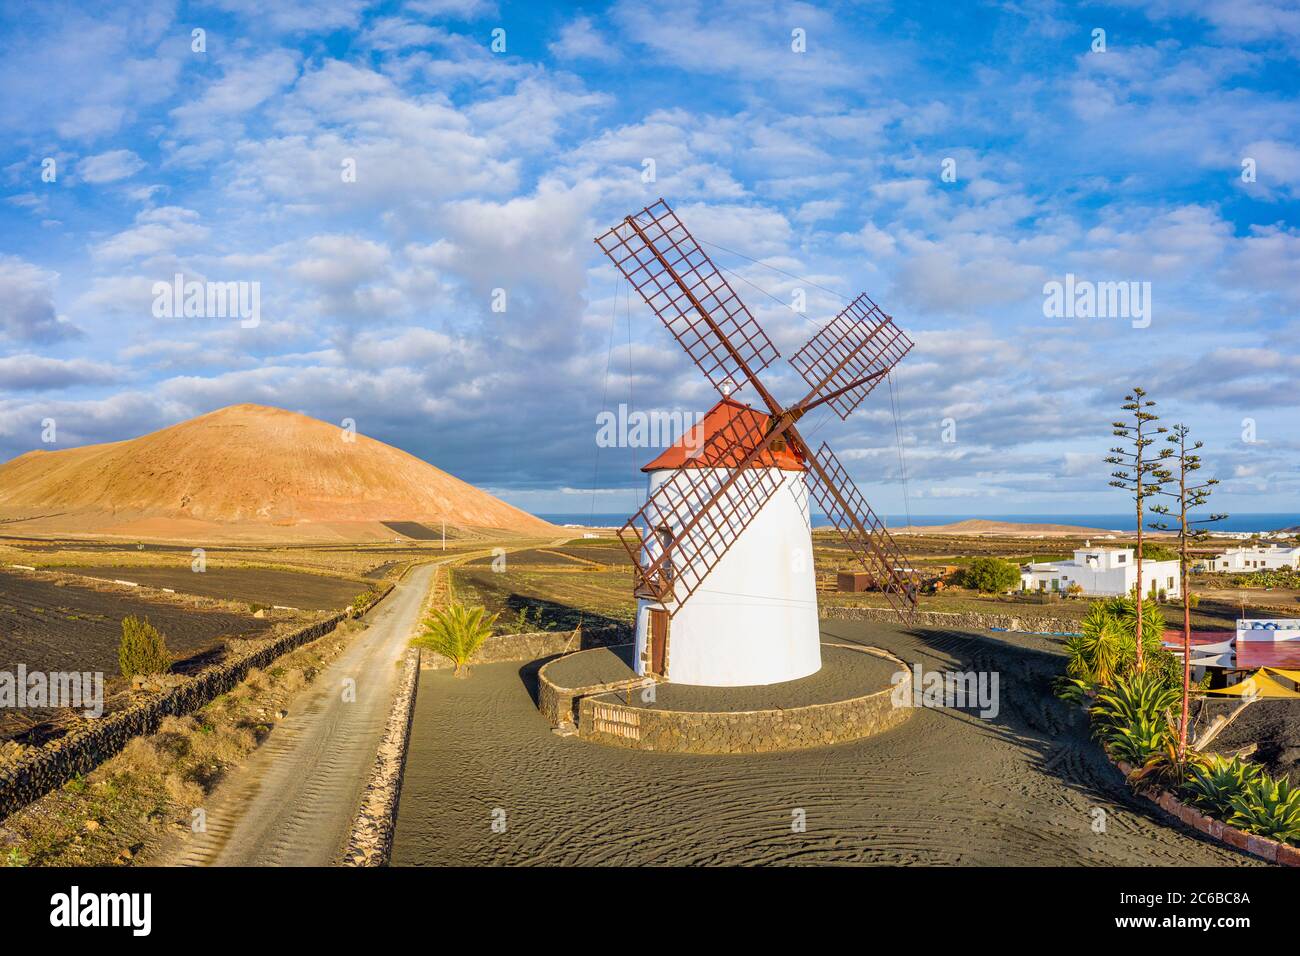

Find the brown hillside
[[0, 404, 555, 541]]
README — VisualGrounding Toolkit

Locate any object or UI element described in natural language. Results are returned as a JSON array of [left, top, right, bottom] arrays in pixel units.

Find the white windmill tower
[[595, 200, 921, 688]]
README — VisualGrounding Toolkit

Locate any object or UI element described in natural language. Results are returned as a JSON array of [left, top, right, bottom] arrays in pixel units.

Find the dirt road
[[171, 563, 436, 866]]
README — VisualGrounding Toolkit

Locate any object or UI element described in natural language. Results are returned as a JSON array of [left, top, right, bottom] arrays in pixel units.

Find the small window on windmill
[[655, 525, 676, 581]]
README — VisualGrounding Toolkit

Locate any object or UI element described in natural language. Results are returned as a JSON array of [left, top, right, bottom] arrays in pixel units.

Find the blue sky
[[1, 0, 1298, 519]]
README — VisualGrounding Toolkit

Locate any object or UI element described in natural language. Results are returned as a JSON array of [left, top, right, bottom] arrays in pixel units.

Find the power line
[[888, 370, 913, 530], [589, 276, 620, 523], [695, 235, 851, 305]]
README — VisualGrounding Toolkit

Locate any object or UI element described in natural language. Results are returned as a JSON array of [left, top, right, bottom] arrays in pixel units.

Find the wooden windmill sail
[[595, 199, 921, 623]]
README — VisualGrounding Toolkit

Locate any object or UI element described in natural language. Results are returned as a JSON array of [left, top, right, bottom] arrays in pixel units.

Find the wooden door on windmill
[[649, 608, 668, 676]]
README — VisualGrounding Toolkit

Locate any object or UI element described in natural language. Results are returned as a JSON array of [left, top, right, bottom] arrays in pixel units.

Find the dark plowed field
[[554, 545, 633, 566], [0, 570, 273, 738], [57, 565, 367, 611], [465, 548, 588, 567]]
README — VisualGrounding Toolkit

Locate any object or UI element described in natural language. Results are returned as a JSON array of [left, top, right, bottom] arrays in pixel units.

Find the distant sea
[[538, 513, 1300, 534]]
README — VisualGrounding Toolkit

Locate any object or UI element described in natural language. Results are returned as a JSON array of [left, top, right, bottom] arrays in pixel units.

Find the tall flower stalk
[[1150, 424, 1226, 756], [1106, 388, 1165, 670]]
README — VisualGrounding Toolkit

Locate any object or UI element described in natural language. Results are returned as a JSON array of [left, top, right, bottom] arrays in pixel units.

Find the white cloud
[[91, 206, 210, 263], [1239, 139, 1300, 200], [0, 256, 81, 343], [549, 16, 619, 63], [79, 149, 146, 183], [0, 355, 121, 390]]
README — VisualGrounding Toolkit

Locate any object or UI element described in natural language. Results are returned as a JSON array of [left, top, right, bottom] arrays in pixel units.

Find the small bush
[[119, 615, 171, 678], [163, 771, 204, 808], [117, 736, 165, 778], [955, 557, 1021, 594], [1141, 544, 1180, 562], [349, 589, 383, 616]]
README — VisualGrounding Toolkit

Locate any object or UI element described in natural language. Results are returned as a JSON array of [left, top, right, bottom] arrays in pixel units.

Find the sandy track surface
[[169, 563, 436, 866], [392, 620, 1257, 866]]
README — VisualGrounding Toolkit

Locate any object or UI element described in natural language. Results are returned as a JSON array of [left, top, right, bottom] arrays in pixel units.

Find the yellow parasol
[[1205, 669, 1300, 699]]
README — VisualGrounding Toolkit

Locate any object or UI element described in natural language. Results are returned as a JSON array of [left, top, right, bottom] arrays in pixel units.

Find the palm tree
[[414, 604, 499, 677]]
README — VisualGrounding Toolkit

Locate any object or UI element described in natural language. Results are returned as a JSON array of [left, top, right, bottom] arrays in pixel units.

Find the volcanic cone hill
[[0, 404, 555, 542]]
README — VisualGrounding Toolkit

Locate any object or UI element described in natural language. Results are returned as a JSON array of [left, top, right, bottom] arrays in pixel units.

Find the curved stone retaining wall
[[343, 646, 420, 866], [576, 645, 912, 755], [0, 612, 347, 821], [536, 647, 649, 729], [822, 604, 1080, 635]]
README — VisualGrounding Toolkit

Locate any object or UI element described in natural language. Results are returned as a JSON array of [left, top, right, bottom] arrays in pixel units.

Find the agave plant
[[1129, 727, 1207, 792], [414, 604, 499, 677], [1108, 711, 1173, 766], [1090, 669, 1181, 744], [1180, 755, 1262, 819], [1228, 776, 1300, 844], [1053, 676, 1095, 704]]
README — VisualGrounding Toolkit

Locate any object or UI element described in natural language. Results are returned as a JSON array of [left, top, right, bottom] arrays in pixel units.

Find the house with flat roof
[[1020, 546, 1181, 598], [1209, 545, 1300, 573]]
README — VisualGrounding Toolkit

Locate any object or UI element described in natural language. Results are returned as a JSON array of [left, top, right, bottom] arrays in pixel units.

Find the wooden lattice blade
[[595, 199, 780, 400], [804, 441, 921, 622], [616, 407, 790, 615], [790, 293, 914, 420]]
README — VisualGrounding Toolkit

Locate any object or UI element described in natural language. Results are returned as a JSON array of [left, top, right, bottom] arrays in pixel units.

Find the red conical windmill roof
[[641, 397, 806, 473]]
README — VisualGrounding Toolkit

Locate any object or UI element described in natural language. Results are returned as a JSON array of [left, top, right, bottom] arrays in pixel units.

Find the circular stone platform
[[536, 643, 911, 754]]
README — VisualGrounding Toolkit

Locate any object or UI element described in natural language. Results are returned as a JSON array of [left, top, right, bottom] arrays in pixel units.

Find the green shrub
[[503, 605, 542, 634], [1180, 755, 1262, 819], [1068, 598, 1172, 688], [1141, 544, 1180, 562], [349, 589, 383, 616], [1228, 776, 1300, 844], [955, 557, 1021, 594], [119, 615, 171, 678], [413, 604, 498, 677], [1067, 603, 1126, 685]]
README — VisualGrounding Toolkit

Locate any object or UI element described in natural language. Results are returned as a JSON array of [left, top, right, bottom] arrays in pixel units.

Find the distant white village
[[1020, 543, 1300, 598]]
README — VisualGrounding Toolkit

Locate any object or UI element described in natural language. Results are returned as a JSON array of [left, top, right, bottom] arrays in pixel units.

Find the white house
[[631, 398, 821, 687], [1020, 546, 1181, 599], [1209, 545, 1300, 573]]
